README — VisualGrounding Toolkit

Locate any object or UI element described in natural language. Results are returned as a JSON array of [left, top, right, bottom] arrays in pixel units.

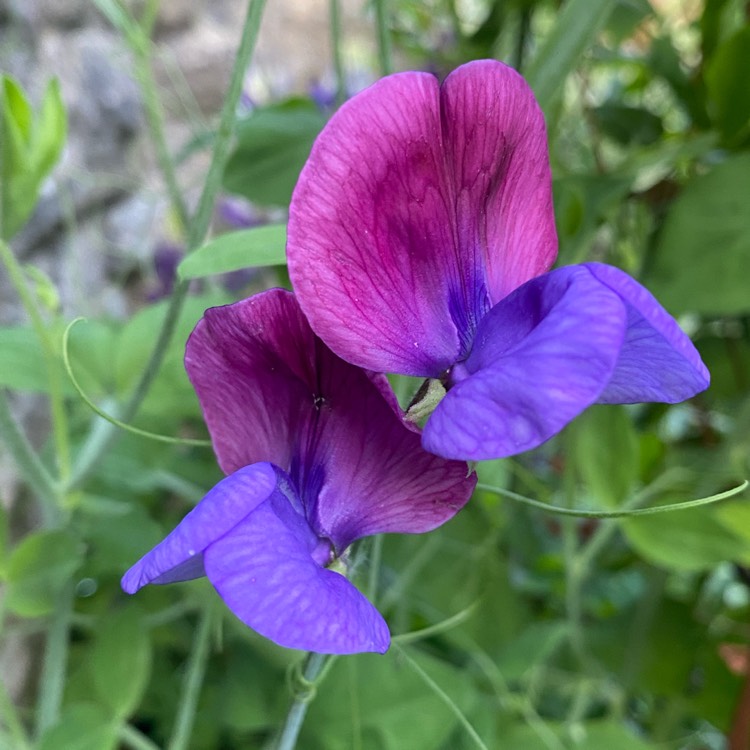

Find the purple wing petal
[[186, 289, 475, 551], [204, 493, 390, 655], [121, 463, 278, 593], [422, 267, 627, 460], [288, 71, 461, 376], [584, 263, 710, 403], [440, 60, 557, 303]]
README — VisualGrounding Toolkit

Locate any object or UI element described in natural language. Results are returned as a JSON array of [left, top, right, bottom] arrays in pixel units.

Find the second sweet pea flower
[[287, 60, 709, 460], [122, 289, 474, 654]]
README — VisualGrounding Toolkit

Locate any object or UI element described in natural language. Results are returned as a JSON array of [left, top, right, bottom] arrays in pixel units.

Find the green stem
[[367, 534, 383, 603], [373, 0, 393, 76], [132, 36, 190, 232], [119, 724, 163, 750], [275, 653, 329, 750], [329, 0, 346, 105], [66, 0, 268, 490], [0, 391, 59, 523], [167, 607, 213, 750], [0, 674, 31, 750], [393, 644, 489, 750], [34, 579, 75, 739], [0, 239, 71, 485]]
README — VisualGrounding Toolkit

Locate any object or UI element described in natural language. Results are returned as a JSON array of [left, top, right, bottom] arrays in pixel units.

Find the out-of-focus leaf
[[705, 25, 750, 145], [604, 0, 653, 43], [0, 505, 8, 572], [495, 621, 568, 681], [526, 0, 618, 113], [90, 608, 151, 718], [114, 290, 231, 417], [570, 405, 639, 507], [622, 504, 750, 571], [303, 650, 476, 750], [498, 719, 657, 748], [554, 175, 632, 262], [592, 104, 663, 146], [648, 36, 710, 128], [37, 703, 117, 750], [646, 153, 750, 315], [223, 98, 326, 206], [5, 529, 84, 617], [1, 76, 66, 239], [177, 224, 287, 280]]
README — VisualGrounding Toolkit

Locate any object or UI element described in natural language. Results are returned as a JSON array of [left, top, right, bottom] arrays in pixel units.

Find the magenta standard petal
[[440, 60, 557, 303], [288, 61, 557, 375], [186, 289, 475, 551], [288, 71, 461, 376], [121, 463, 278, 593], [204, 493, 390, 655], [422, 267, 628, 460], [585, 263, 710, 403]]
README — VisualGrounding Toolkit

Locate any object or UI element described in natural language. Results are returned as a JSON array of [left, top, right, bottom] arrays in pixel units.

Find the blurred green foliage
[[2, 1, 750, 749]]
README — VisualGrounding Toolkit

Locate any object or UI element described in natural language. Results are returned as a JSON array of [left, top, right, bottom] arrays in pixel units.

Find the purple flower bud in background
[[122, 290, 475, 654], [287, 60, 710, 461]]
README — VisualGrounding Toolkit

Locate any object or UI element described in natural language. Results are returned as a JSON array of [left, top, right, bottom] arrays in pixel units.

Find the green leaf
[[32, 78, 67, 176], [90, 608, 151, 718], [37, 703, 118, 750], [646, 153, 750, 315], [570, 405, 639, 507], [223, 98, 326, 206], [1, 75, 67, 239], [177, 224, 287, 280], [526, 0, 618, 113], [592, 104, 663, 146], [622, 503, 750, 571], [498, 719, 657, 749], [5, 529, 84, 617], [705, 25, 750, 145], [303, 650, 476, 750], [0, 505, 8, 573], [0, 326, 49, 392], [495, 621, 568, 681]]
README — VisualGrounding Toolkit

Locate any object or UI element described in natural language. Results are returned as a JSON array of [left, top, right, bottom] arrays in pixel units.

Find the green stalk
[[275, 653, 330, 750], [67, 0, 268, 490], [34, 580, 75, 738], [0, 391, 59, 523], [119, 724, 162, 750], [330, 0, 346, 105], [132, 36, 190, 232], [0, 673, 31, 750], [167, 607, 213, 750], [0, 239, 70, 486], [373, 0, 393, 76]]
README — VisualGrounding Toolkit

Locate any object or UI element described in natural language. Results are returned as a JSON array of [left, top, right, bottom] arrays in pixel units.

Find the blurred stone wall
[[0, 0, 374, 704]]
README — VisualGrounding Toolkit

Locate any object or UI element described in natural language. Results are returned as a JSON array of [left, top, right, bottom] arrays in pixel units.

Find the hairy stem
[[275, 652, 330, 750], [329, 0, 346, 105], [0, 390, 60, 523], [34, 580, 75, 738], [167, 607, 213, 750], [0, 239, 70, 486], [373, 0, 393, 76]]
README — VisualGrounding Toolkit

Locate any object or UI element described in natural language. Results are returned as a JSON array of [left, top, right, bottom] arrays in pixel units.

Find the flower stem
[[34, 579, 75, 739], [329, 0, 346, 105], [373, 0, 393, 76], [66, 0, 268, 490], [167, 607, 213, 750], [275, 652, 330, 750], [0, 239, 71, 486], [131, 34, 190, 232], [119, 724, 162, 750], [0, 390, 60, 524]]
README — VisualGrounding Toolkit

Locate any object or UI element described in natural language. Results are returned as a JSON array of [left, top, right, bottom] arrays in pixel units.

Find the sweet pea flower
[[287, 60, 709, 461], [122, 289, 474, 654]]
